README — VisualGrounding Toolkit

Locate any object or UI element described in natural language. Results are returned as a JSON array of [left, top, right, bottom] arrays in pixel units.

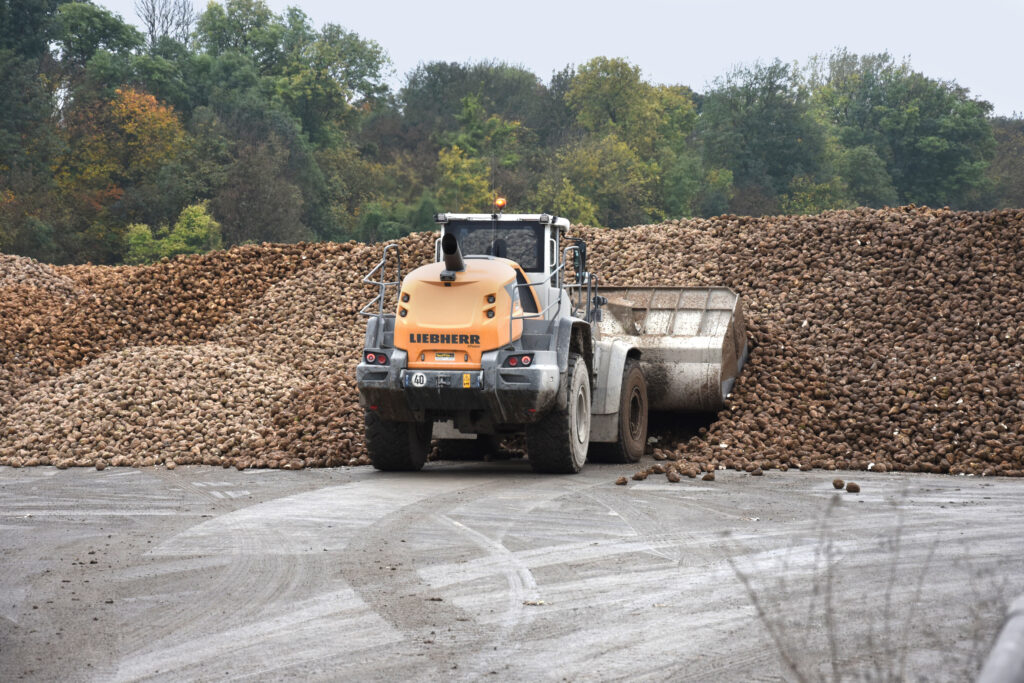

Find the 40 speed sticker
[[406, 371, 480, 389]]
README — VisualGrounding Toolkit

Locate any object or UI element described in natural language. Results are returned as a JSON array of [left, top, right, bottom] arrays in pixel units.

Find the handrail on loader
[[359, 244, 403, 348], [559, 243, 601, 325]]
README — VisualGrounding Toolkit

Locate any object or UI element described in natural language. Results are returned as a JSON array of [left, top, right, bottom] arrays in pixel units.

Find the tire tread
[[527, 354, 589, 474], [365, 409, 428, 471]]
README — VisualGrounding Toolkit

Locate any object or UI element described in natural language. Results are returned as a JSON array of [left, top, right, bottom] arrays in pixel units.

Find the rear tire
[[589, 360, 648, 463], [365, 409, 430, 471], [527, 353, 591, 474]]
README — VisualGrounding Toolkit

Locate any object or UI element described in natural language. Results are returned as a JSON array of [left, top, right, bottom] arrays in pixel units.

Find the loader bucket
[[597, 287, 748, 413]]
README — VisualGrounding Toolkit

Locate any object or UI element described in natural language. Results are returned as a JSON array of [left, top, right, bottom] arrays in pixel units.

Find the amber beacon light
[[494, 197, 507, 211]]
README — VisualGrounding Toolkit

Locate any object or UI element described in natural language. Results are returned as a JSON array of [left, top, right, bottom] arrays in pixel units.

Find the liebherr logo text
[[409, 333, 481, 345]]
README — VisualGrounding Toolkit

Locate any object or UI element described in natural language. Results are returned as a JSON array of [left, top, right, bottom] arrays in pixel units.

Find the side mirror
[[572, 243, 586, 284]]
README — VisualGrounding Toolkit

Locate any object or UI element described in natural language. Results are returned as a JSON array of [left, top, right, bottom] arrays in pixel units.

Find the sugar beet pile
[[1, 207, 1022, 475]]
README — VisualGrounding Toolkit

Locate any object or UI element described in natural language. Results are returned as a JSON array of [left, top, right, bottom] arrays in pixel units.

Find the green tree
[[205, 85, 329, 239], [834, 145, 898, 207], [698, 60, 826, 212], [274, 9, 390, 143], [985, 117, 1024, 208], [194, 0, 284, 73], [550, 134, 658, 226], [533, 65, 577, 148], [212, 137, 310, 245], [399, 61, 472, 136], [1, 0, 61, 58], [1, 1, 64, 260], [52, 2, 142, 69], [392, 60, 546, 202], [652, 86, 700, 217], [124, 222, 161, 263], [350, 191, 438, 243], [566, 57, 664, 156], [353, 201, 405, 243], [659, 150, 702, 218], [3, 0, 409, 262], [695, 168, 735, 217], [400, 61, 544, 140], [810, 49, 994, 207], [443, 95, 522, 162], [315, 136, 388, 239], [654, 85, 698, 154], [0, 49, 63, 258], [107, 36, 203, 115], [436, 145, 491, 212], [533, 177, 599, 225], [125, 202, 222, 264], [437, 95, 529, 204], [192, 2, 390, 238], [779, 175, 851, 215]]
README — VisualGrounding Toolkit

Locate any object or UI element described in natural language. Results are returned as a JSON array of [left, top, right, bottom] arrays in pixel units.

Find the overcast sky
[[100, 0, 1024, 116]]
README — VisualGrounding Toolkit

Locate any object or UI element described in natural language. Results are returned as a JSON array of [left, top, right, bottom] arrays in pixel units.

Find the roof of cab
[[436, 213, 572, 230]]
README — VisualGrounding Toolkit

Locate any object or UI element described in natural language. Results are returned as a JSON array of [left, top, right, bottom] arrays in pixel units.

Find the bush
[[353, 192, 440, 243], [125, 203, 222, 264]]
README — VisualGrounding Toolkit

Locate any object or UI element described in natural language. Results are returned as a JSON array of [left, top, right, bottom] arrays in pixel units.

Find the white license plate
[[435, 352, 455, 361]]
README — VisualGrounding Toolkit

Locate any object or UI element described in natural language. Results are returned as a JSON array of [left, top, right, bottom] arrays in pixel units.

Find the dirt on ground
[[1, 465, 1021, 681]]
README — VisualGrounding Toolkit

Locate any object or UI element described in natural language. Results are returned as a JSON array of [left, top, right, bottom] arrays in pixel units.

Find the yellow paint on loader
[[396, 259, 528, 370]]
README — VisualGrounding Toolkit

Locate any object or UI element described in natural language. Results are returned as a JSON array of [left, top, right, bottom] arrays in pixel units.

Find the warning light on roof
[[494, 197, 507, 211]]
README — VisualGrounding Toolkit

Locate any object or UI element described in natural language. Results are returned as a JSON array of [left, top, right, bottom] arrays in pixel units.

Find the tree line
[[1, 0, 1021, 265]]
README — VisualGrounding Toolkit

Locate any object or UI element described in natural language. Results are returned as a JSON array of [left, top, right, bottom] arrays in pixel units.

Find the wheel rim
[[628, 386, 644, 442], [575, 386, 589, 444]]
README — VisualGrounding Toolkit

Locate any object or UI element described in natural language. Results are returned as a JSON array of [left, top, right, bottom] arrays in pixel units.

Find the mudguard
[[589, 339, 639, 443]]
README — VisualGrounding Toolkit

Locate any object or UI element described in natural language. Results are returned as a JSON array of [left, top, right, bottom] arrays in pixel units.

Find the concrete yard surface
[[1, 462, 1023, 681]]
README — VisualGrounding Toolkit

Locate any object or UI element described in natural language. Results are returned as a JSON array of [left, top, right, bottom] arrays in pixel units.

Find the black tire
[[365, 409, 430, 471], [435, 435, 500, 461], [589, 360, 648, 463], [527, 353, 591, 474]]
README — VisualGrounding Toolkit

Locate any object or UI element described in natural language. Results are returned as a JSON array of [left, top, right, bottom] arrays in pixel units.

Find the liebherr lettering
[[409, 333, 481, 345]]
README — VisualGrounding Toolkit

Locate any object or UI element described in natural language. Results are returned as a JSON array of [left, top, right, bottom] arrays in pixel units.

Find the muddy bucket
[[597, 286, 748, 413]]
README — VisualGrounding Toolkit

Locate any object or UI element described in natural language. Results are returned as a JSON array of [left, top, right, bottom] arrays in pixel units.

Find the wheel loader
[[355, 204, 748, 473]]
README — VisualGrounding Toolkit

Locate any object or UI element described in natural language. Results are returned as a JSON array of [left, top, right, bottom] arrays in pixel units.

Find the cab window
[[444, 221, 545, 272]]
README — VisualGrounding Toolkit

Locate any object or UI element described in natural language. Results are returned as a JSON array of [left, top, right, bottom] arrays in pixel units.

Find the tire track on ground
[[113, 471, 310, 677]]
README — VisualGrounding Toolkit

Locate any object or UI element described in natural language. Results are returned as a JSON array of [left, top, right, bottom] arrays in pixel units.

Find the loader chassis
[[355, 211, 747, 473]]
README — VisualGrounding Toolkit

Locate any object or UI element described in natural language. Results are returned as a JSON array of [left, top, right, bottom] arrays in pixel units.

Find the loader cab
[[434, 212, 572, 318]]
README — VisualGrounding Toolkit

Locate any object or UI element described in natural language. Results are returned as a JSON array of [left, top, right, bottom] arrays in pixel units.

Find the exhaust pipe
[[441, 232, 464, 281]]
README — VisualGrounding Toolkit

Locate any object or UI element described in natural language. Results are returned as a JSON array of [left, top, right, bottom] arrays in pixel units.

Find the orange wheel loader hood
[[395, 258, 530, 370]]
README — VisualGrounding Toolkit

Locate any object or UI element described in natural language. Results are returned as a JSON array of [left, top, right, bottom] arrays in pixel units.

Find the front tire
[[527, 353, 591, 474], [365, 409, 430, 471], [589, 360, 648, 463]]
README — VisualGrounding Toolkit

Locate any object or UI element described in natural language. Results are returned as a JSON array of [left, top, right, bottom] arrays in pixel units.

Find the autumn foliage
[[0, 1, 1020, 265]]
